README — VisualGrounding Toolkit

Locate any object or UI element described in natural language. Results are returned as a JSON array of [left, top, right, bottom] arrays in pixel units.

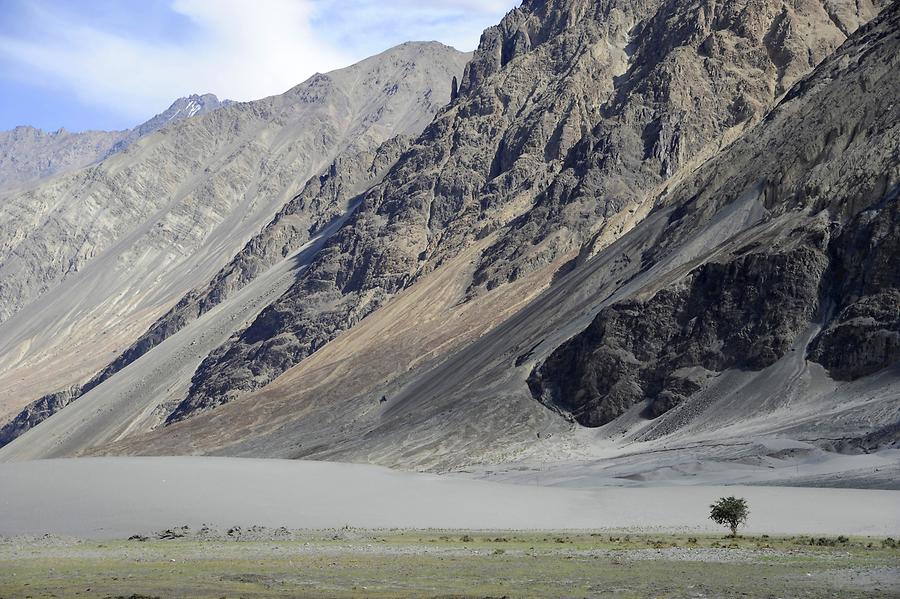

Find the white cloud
[[315, 0, 517, 54], [0, 0, 518, 125]]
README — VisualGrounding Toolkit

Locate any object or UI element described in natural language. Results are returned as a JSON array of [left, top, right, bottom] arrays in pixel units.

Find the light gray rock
[[0, 126, 124, 192]]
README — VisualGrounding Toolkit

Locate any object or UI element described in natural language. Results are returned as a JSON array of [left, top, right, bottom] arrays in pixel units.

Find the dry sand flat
[[0, 457, 898, 539]]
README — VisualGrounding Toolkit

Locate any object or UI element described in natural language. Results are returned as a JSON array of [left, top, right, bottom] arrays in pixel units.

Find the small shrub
[[687, 537, 698, 544], [460, 534, 472, 543]]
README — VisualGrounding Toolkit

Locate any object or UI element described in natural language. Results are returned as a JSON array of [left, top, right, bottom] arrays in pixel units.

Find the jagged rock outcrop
[[529, 3, 900, 425], [0, 94, 231, 191], [469, 0, 884, 291], [0, 42, 469, 434], [0, 386, 79, 448], [175, 0, 881, 421]]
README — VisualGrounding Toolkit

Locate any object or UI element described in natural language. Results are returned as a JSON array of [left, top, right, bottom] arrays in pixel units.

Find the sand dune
[[0, 457, 897, 539]]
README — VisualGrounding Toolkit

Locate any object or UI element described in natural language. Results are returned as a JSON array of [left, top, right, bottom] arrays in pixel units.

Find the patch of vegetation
[[1, 532, 896, 599]]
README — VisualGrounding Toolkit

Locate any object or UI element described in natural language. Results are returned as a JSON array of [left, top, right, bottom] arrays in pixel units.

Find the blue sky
[[0, 0, 518, 132]]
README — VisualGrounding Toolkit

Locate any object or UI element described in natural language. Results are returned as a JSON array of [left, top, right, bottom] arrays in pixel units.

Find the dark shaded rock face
[[532, 186, 900, 427], [529, 239, 829, 425], [810, 196, 900, 379], [175, 0, 878, 421], [527, 4, 900, 427]]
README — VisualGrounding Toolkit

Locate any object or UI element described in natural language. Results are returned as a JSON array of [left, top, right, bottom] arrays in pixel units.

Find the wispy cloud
[[0, 0, 517, 127], [315, 0, 516, 55], [0, 0, 346, 122]]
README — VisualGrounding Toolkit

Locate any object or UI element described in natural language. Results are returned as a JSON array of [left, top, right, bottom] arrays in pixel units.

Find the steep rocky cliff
[[469, 0, 873, 291], [176, 0, 880, 421], [529, 4, 900, 426], [808, 197, 900, 380]]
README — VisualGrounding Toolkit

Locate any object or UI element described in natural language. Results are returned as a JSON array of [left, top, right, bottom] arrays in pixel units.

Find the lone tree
[[709, 496, 749, 537]]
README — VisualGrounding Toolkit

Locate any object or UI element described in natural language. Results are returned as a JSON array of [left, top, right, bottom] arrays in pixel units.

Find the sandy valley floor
[[1, 457, 899, 538]]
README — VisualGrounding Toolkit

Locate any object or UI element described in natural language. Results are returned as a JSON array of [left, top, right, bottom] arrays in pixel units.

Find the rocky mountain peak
[[155, 93, 231, 123], [114, 93, 234, 151]]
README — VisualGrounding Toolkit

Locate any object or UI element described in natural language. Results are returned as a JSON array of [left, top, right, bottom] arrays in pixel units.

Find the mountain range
[[0, 0, 896, 487], [0, 93, 232, 192]]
